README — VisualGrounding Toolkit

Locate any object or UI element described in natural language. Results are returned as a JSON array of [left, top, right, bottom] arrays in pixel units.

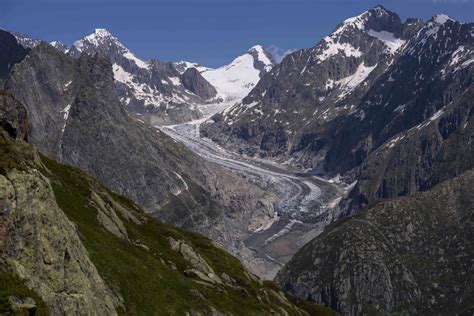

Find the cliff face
[[276, 170, 474, 315], [0, 92, 118, 315], [0, 93, 334, 315], [0, 170, 119, 315]]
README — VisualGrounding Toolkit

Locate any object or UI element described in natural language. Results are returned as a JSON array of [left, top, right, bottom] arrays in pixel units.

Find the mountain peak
[[247, 45, 275, 69], [248, 45, 265, 52], [93, 28, 112, 37], [432, 14, 454, 25], [342, 5, 399, 31], [74, 28, 119, 51], [371, 5, 390, 14], [49, 41, 68, 53]]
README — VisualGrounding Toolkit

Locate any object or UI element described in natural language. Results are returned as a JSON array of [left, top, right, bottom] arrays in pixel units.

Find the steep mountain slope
[[275, 169, 474, 315], [176, 45, 275, 103], [202, 7, 473, 210], [68, 28, 217, 125], [0, 91, 334, 315], [201, 6, 417, 158], [1, 31, 282, 278]]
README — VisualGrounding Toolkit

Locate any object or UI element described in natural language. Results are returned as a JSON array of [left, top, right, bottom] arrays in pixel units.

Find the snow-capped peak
[[93, 28, 112, 38], [74, 28, 118, 50], [173, 45, 274, 102], [72, 28, 149, 69], [432, 14, 453, 25], [50, 41, 68, 53], [341, 5, 392, 31], [247, 45, 275, 71]]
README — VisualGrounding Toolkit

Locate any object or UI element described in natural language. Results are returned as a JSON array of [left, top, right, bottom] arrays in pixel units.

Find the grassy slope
[[39, 153, 335, 316], [0, 272, 49, 315]]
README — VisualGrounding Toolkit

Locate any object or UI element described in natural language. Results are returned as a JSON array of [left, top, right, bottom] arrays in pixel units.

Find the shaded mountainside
[[0, 30, 281, 278], [201, 7, 473, 212], [276, 170, 474, 315], [0, 91, 335, 315], [0, 31, 29, 81]]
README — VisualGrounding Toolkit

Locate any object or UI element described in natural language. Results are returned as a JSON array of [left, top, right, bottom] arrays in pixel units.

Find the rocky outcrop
[[0, 91, 28, 141], [0, 30, 29, 81], [0, 169, 120, 316], [0, 93, 119, 315], [181, 67, 217, 100], [276, 170, 474, 315]]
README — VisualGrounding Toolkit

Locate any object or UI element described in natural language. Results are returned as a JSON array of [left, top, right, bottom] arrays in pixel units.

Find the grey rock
[[0, 169, 120, 316], [181, 67, 217, 99], [276, 170, 474, 315]]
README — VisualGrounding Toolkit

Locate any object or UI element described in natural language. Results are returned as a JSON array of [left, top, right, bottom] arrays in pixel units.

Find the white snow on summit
[[177, 45, 274, 102], [433, 14, 453, 25], [74, 28, 150, 69]]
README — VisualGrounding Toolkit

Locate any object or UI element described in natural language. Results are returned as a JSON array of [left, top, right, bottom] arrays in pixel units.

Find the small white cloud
[[267, 45, 297, 63]]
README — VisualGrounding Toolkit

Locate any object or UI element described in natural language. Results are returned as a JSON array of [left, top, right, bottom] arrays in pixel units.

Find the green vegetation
[[0, 133, 33, 175], [0, 272, 48, 316], [40, 153, 335, 315]]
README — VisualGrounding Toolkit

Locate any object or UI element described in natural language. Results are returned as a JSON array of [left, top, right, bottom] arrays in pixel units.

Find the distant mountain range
[[12, 29, 275, 125]]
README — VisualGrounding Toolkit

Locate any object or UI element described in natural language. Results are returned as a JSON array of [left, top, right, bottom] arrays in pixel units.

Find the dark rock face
[[0, 31, 29, 80], [276, 170, 474, 315], [181, 67, 217, 99], [0, 91, 28, 141]]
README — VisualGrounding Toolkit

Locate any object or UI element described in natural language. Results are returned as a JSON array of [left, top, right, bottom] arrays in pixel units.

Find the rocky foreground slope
[[276, 170, 474, 315], [0, 91, 334, 315]]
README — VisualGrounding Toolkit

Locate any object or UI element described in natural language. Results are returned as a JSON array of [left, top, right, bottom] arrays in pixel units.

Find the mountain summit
[[176, 45, 275, 103]]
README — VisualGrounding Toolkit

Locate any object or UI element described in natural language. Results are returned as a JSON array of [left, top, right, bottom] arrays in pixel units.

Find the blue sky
[[2, 0, 473, 67]]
